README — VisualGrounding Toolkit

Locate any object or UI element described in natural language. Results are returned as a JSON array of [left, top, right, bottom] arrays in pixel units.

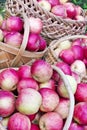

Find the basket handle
[[52, 65, 75, 130], [10, 13, 30, 66], [10, 13, 47, 66], [50, 35, 87, 49], [0, 11, 47, 65]]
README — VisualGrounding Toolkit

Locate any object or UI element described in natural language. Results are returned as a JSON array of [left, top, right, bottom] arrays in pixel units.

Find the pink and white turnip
[[39, 112, 63, 130], [31, 59, 53, 82], [16, 88, 42, 115], [8, 112, 31, 130], [0, 90, 15, 117], [39, 88, 59, 112]]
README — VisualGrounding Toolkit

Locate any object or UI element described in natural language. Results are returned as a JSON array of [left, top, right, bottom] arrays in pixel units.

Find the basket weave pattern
[[44, 35, 87, 64], [6, 0, 87, 39]]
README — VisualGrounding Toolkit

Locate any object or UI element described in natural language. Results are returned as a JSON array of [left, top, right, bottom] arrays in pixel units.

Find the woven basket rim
[[0, 65, 75, 130], [0, 13, 48, 68], [44, 34, 87, 65], [5, 0, 87, 40], [6, 0, 87, 24], [49, 34, 87, 48], [30, 0, 87, 23], [37, 4, 87, 23]]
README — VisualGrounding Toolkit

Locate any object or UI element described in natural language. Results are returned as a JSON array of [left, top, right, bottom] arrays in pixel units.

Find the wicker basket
[[0, 65, 75, 130], [5, 0, 87, 40], [0, 14, 47, 69], [44, 34, 87, 64]]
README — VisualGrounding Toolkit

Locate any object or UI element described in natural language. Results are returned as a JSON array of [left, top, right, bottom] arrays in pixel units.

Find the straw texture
[[5, 0, 87, 39]]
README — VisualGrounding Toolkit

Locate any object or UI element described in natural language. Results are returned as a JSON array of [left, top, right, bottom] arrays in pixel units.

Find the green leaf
[[71, 0, 87, 9]]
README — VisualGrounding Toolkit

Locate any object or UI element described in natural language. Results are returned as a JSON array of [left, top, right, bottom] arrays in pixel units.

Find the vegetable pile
[[0, 1, 87, 130], [1, 39, 87, 129], [37, 0, 85, 21], [0, 59, 64, 130], [0, 14, 47, 52]]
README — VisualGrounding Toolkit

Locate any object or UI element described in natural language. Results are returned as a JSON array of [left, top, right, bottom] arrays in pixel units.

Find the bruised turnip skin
[[8, 112, 31, 130], [31, 60, 53, 83], [0, 90, 15, 117]]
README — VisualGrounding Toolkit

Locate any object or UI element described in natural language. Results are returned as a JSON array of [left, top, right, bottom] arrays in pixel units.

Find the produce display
[[42, 34, 87, 129], [38, 0, 85, 21], [0, 13, 48, 68], [0, 59, 71, 130], [0, 0, 87, 130], [1, 35, 87, 129], [0, 14, 47, 52]]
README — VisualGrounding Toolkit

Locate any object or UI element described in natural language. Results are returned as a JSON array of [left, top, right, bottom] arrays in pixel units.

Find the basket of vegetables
[[5, 0, 87, 40], [44, 34, 87, 81], [42, 34, 87, 129], [1, 46, 87, 130], [0, 59, 75, 130], [0, 13, 48, 69]]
